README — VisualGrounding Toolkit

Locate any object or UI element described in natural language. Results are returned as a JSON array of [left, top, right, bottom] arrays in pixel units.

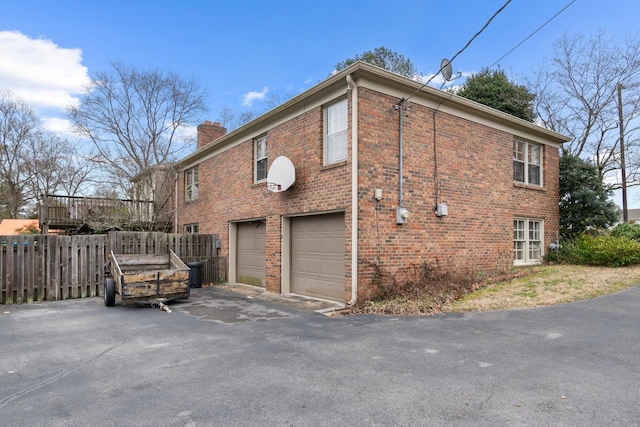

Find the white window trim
[[254, 135, 267, 183], [184, 223, 199, 234], [324, 98, 348, 165], [513, 138, 543, 186], [514, 218, 544, 265], [185, 166, 199, 201]]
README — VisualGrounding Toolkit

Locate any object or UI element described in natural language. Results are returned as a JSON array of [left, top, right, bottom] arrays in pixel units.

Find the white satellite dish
[[266, 156, 296, 192], [441, 58, 453, 81]]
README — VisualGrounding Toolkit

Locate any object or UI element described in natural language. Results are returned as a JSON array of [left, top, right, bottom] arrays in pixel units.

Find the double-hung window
[[185, 166, 199, 201], [513, 138, 541, 186], [514, 218, 543, 264], [184, 223, 199, 233], [324, 98, 348, 164], [255, 135, 267, 182]]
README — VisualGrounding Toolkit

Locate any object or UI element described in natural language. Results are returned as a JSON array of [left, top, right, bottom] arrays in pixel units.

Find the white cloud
[[0, 30, 89, 112], [423, 70, 470, 91], [173, 122, 197, 143], [241, 86, 269, 107], [41, 117, 74, 135]]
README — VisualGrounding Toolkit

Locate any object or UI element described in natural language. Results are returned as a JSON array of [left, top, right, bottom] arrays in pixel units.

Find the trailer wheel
[[104, 277, 116, 307]]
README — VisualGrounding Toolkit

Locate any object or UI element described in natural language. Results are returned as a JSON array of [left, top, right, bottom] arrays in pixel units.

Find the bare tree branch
[[529, 30, 640, 190]]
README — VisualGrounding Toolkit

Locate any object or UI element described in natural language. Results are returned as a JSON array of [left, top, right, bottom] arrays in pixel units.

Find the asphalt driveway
[[1, 284, 639, 426]]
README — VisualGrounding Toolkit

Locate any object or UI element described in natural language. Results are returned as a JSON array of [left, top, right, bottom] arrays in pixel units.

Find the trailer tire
[[104, 277, 116, 307]]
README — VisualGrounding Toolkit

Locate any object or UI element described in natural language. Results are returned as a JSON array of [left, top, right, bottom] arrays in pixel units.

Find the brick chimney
[[197, 121, 227, 149]]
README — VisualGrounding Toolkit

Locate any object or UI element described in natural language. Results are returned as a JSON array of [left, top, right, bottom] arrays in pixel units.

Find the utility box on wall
[[396, 207, 409, 225], [436, 203, 449, 217]]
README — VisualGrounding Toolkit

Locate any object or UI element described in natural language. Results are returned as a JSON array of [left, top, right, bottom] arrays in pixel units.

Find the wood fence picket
[[0, 232, 226, 305]]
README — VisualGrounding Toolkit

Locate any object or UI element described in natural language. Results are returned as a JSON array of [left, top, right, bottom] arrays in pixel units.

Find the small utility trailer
[[104, 250, 190, 307]]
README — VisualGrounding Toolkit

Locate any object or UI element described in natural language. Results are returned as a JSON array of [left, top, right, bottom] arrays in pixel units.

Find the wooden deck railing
[[40, 194, 158, 233]]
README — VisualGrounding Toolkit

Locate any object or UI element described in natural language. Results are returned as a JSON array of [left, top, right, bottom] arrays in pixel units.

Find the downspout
[[174, 170, 179, 232], [398, 102, 404, 207], [346, 74, 358, 306], [393, 100, 409, 224]]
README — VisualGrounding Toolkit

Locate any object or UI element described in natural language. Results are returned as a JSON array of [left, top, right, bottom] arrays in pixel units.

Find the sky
[[1, 0, 639, 207]]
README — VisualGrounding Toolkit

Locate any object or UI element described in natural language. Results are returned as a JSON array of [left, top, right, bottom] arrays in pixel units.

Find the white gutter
[[347, 74, 358, 306]]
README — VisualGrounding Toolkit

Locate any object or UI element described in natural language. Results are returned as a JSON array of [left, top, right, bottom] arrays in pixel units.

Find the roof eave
[[180, 61, 570, 167]]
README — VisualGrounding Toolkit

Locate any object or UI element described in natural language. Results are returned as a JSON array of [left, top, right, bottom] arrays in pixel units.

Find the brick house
[[177, 62, 570, 304]]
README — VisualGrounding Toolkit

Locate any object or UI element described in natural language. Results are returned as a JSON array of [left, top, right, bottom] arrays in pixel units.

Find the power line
[[402, 0, 512, 103], [487, 0, 576, 70]]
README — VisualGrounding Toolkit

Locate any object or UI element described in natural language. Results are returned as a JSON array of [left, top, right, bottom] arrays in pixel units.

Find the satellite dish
[[266, 156, 295, 192], [440, 58, 453, 81]]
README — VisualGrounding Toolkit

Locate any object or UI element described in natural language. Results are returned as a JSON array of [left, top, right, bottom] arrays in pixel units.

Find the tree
[[22, 133, 96, 203], [559, 151, 619, 238], [216, 106, 258, 131], [334, 47, 421, 79], [67, 61, 208, 197], [0, 89, 93, 218], [529, 30, 640, 189], [456, 68, 536, 122], [0, 89, 36, 217]]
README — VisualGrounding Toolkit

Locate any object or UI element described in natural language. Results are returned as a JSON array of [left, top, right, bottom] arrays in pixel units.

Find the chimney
[[197, 121, 227, 149]]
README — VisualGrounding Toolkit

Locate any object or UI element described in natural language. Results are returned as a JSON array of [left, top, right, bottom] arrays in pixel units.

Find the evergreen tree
[[559, 151, 619, 238], [334, 47, 420, 79], [457, 68, 536, 122]]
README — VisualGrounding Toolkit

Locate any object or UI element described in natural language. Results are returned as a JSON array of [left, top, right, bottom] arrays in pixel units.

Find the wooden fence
[[0, 232, 227, 305]]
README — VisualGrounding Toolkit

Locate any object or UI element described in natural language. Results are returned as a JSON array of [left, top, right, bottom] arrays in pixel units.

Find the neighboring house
[[626, 208, 640, 225], [176, 62, 570, 304], [130, 164, 177, 232]]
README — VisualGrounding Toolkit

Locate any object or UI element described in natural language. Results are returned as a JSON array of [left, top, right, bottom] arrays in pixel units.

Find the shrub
[[355, 260, 521, 315], [611, 223, 640, 241], [546, 234, 640, 267]]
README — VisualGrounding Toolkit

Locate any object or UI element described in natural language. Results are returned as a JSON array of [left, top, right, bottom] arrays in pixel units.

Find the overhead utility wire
[[401, 0, 512, 104], [487, 0, 576, 70]]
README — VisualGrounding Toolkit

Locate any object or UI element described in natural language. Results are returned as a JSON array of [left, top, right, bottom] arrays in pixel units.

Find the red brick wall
[[355, 87, 559, 297], [180, 103, 353, 296], [179, 86, 560, 301]]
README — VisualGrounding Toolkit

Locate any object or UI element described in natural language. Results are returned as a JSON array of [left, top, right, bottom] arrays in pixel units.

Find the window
[[514, 218, 543, 264], [184, 223, 199, 234], [185, 166, 199, 201], [513, 138, 541, 185], [324, 98, 348, 164], [255, 135, 267, 182]]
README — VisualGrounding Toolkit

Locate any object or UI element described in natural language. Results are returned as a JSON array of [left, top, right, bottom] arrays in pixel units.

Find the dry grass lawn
[[445, 264, 640, 312]]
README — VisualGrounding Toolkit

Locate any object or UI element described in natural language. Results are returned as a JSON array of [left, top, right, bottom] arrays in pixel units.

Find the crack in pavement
[[0, 340, 125, 409]]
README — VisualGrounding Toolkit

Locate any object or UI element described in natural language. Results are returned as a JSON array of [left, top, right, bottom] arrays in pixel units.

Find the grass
[[445, 264, 640, 312], [338, 264, 640, 316]]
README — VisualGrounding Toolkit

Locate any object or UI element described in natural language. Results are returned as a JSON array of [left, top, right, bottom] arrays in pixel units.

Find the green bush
[[611, 223, 640, 241], [546, 234, 640, 267]]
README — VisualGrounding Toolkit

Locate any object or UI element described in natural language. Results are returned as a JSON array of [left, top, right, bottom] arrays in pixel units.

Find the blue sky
[[1, 0, 639, 206]]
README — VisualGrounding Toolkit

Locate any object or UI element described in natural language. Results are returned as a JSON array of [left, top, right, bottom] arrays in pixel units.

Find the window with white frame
[[255, 135, 267, 182], [324, 98, 348, 164], [513, 138, 541, 186], [514, 218, 543, 264], [184, 223, 199, 233], [185, 166, 199, 201]]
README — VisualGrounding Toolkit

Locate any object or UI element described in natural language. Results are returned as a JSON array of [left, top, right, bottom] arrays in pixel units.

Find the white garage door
[[291, 213, 345, 301], [236, 221, 266, 287]]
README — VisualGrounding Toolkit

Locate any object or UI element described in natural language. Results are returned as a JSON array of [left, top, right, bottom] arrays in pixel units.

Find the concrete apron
[[173, 283, 345, 324]]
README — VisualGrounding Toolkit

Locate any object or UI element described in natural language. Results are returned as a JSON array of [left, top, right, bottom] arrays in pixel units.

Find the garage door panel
[[291, 213, 345, 301], [237, 221, 266, 287]]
